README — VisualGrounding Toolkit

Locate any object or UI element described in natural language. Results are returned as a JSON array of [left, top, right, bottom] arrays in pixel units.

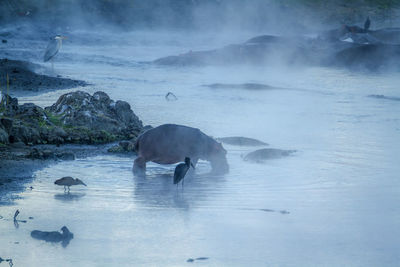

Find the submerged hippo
[[243, 148, 296, 162], [133, 124, 229, 175]]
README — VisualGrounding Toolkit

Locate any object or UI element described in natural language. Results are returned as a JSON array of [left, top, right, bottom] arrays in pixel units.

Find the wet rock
[[0, 94, 18, 116], [9, 123, 41, 144], [204, 83, 274, 90], [56, 152, 75, 161], [107, 140, 136, 153], [0, 91, 143, 146], [45, 91, 143, 143], [0, 128, 8, 144], [0, 118, 12, 134], [216, 136, 268, 146], [243, 148, 296, 162], [368, 94, 400, 102], [31, 226, 73, 248]]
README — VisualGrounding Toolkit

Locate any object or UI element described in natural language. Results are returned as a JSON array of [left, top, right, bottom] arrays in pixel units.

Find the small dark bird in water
[[173, 157, 195, 186], [31, 226, 74, 248], [364, 16, 371, 31], [165, 92, 178, 101], [54, 176, 87, 192]]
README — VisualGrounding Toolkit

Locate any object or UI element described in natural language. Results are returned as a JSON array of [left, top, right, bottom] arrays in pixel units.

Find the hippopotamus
[[133, 124, 229, 175]]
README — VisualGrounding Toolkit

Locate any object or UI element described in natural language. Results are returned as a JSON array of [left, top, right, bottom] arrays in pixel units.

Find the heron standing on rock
[[54, 176, 86, 192], [43, 35, 66, 71], [174, 157, 195, 186]]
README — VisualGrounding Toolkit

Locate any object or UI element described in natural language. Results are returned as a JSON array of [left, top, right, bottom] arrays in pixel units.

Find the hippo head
[[207, 141, 229, 174]]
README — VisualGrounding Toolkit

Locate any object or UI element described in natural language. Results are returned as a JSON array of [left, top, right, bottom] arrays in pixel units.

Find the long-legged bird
[[174, 157, 195, 186], [43, 35, 66, 71], [54, 176, 86, 192]]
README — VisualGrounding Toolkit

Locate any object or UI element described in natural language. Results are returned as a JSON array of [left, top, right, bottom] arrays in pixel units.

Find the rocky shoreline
[[0, 89, 143, 181]]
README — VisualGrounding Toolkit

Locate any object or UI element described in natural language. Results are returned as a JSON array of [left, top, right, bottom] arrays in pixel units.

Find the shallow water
[[1, 28, 400, 266]]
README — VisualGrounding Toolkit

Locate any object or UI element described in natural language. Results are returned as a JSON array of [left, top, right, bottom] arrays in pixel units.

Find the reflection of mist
[[132, 164, 226, 210]]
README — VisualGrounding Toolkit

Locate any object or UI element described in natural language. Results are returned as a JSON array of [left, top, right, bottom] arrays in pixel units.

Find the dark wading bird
[[174, 157, 195, 186], [54, 176, 87, 192], [43, 35, 66, 71], [31, 226, 73, 248], [364, 16, 371, 32]]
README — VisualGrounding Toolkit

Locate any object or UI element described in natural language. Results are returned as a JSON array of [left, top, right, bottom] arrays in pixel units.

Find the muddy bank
[[0, 58, 87, 92]]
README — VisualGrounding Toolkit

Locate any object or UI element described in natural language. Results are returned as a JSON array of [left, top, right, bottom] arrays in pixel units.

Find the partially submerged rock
[[204, 83, 275, 90], [216, 136, 268, 146], [243, 148, 296, 162], [368, 94, 400, 102], [31, 226, 73, 248]]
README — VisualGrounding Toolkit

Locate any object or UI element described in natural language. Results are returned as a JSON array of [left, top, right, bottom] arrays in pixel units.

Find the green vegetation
[[44, 110, 62, 126]]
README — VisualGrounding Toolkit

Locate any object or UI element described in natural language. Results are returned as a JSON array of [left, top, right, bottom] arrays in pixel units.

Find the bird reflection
[[132, 162, 226, 210], [54, 192, 86, 202], [13, 210, 27, 229]]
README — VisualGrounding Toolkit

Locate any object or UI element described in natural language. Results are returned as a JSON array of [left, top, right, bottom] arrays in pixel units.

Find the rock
[[243, 148, 296, 162], [45, 91, 143, 142], [107, 140, 136, 153], [216, 136, 268, 146], [204, 83, 274, 90], [0, 128, 8, 144], [0, 118, 12, 131], [9, 124, 41, 144], [0, 93, 18, 116], [1, 91, 143, 147], [56, 152, 75, 161], [107, 145, 125, 153]]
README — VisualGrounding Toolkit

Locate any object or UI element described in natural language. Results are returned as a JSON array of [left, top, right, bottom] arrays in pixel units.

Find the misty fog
[[1, 1, 400, 266]]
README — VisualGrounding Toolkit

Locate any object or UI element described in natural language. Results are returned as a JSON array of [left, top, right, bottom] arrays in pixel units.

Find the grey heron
[[43, 35, 66, 71], [54, 176, 87, 192], [173, 157, 195, 186]]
